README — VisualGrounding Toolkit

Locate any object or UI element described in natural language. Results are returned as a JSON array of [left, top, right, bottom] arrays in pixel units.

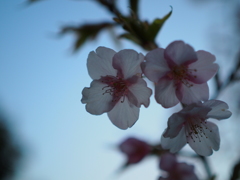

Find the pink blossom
[[119, 137, 151, 164], [159, 153, 199, 180], [81, 47, 152, 129], [142, 41, 219, 108], [161, 100, 232, 156]]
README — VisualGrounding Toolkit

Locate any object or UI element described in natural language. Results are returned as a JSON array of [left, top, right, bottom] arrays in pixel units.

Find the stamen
[[101, 75, 129, 103], [185, 117, 211, 143], [169, 65, 197, 88]]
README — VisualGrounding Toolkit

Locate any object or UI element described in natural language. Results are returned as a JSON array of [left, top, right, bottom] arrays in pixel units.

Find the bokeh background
[[0, 0, 240, 179]]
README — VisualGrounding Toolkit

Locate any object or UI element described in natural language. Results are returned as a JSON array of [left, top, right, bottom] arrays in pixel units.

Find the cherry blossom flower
[[159, 153, 199, 180], [119, 137, 151, 165], [161, 100, 232, 156], [81, 47, 152, 129], [142, 40, 219, 108]]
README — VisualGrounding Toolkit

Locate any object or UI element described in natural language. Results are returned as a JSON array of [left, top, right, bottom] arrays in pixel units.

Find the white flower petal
[[87, 47, 117, 80], [112, 49, 144, 79], [203, 100, 232, 120], [142, 62, 170, 83], [204, 122, 220, 151], [181, 105, 211, 120], [107, 97, 139, 130], [188, 50, 219, 84], [143, 48, 170, 82], [81, 80, 114, 115], [164, 41, 198, 66], [179, 82, 209, 105], [161, 127, 187, 153], [187, 136, 212, 156], [164, 113, 186, 138], [155, 78, 179, 108], [187, 122, 220, 156], [127, 77, 152, 108]]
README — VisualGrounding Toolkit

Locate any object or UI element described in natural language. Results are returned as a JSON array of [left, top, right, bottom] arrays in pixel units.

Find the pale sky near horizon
[[0, 0, 239, 180]]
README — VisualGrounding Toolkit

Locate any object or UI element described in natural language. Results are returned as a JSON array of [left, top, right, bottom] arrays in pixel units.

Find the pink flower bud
[[119, 137, 151, 164]]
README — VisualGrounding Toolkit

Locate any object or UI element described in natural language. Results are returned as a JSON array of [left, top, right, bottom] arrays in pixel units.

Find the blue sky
[[0, 0, 238, 180]]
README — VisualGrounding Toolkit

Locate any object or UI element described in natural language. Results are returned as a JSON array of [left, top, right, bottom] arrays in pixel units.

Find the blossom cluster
[[81, 40, 232, 156], [118, 137, 199, 179]]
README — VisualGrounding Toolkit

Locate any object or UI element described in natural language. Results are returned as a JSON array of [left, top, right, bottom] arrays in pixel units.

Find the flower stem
[[199, 155, 212, 179]]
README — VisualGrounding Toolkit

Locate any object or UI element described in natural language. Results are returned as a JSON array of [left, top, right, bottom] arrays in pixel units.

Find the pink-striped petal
[[178, 82, 209, 105], [127, 77, 152, 108], [87, 47, 117, 80], [112, 49, 144, 79], [164, 41, 198, 67], [188, 50, 219, 84], [143, 48, 170, 82], [81, 80, 115, 115], [107, 97, 139, 130], [155, 78, 179, 108]]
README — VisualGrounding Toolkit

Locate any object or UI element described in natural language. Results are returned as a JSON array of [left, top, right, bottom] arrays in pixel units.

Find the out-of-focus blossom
[[81, 47, 152, 129], [119, 137, 151, 164], [159, 153, 198, 180], [161, 100, 232, 156], [142, 40, 219, 108]]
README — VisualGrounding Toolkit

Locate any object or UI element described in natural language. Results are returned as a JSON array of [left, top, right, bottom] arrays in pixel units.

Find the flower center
[[185, 117, 212, 143], [101, 75, 129, 103], [167, 65, 197, 87]]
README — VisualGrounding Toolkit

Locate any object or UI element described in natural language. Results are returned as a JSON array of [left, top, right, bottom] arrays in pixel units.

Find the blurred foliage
[[129, 0, 139, 18], [27, 0, 172, 52], [115, 7, 172, 50], [230, 159, 240, 180], [25, 0, 45, 5], [59, 22, 115, 52], [0, 111, 22, 180], [209, 175, 216, 180], [96, 0, 121, 15], [27, 0, 42, 2]]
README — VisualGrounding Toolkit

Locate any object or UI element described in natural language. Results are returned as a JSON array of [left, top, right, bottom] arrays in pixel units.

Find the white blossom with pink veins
[[81, 47, 152, 130], [161, 100, 232, 156], [142, 41, 219, 108]]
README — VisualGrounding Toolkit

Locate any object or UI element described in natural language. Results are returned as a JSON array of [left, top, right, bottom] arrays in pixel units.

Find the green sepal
[[146, 7, 172, 41]]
